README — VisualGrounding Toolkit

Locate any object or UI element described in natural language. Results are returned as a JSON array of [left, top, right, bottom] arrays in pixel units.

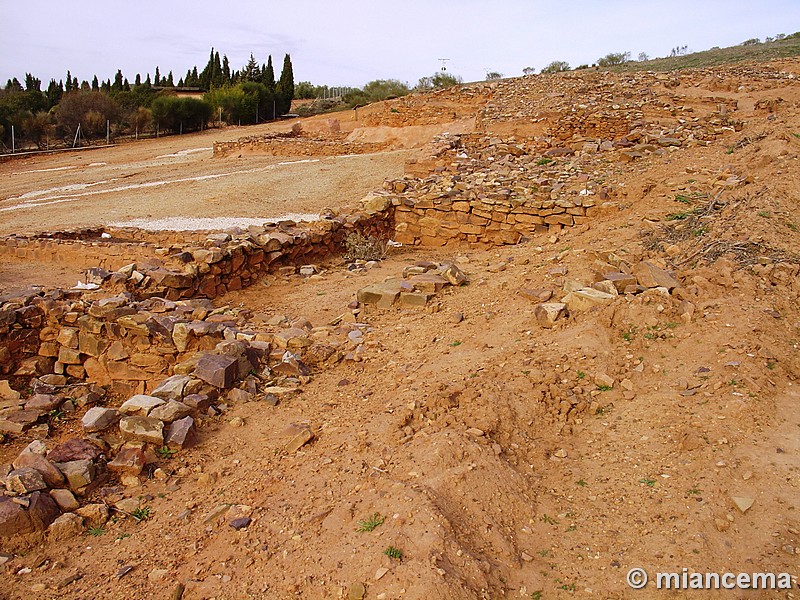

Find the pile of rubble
[[356, 261, 467, 310], [0, 300, 382, 541], [530, 259, 693, 328]]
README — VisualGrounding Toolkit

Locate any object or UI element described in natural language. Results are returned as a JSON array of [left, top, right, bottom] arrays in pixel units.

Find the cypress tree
[[222, 56, 230, 83], [276, 54, 294, 115], [263, 55, 275, 89], [92, 75, 99, 91], [113, 69, 124, 91]]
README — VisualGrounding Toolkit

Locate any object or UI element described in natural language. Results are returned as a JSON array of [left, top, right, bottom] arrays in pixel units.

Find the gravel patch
[[107, 214, 319, 231]]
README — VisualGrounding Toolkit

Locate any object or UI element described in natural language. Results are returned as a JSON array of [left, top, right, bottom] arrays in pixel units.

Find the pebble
[[348, 582, 366, 599]]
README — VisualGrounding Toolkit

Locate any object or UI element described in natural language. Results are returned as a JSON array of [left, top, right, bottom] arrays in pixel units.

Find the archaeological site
[[1, 57, 799, 599]]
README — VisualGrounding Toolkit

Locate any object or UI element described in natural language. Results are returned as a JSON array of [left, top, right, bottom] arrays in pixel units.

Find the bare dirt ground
[[1, 60, 800, 600], [0, 122, 410, 237]]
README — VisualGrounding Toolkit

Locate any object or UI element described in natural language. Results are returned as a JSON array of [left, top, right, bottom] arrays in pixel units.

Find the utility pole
[[438, 58, 450, 72]]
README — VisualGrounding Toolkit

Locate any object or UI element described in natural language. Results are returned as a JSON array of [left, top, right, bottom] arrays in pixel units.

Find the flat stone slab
[[119, 395, 166, 416], [151, 375, 191, 401], [119, 415, 164, 445], [149, 400, 192, 423], [0, 410, 43, 434], [82, 407, 120, 432], [47, 438, 103, 463], [561, 288, 616, 312], [357, 281, 404, 308], [633, 261, 681, 290]]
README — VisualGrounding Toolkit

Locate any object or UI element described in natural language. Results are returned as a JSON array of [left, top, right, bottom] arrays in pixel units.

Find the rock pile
[[213, 132, 386, 158], [356, 261, 467, 310], [530, 259, 692, 328], [0, 304, 382, 540]]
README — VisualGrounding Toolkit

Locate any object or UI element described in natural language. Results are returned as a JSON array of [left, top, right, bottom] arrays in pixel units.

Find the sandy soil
[[0, 121, 411, 237]]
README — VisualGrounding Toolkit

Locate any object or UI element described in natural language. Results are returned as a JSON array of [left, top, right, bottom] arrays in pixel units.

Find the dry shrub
[[343, 232, 387, 262]]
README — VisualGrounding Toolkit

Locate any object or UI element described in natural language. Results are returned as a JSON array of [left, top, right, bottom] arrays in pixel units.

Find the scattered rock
[[47, 438, 103, 463], [48, 512, 84, 541], [119, 416, 164, 445], [285, 425, 314, 453], [149, 400, 192, 423], [107, 446, 147, 476], [5, 467, 48, 494], [594, 373, 615, 388], [13, 448, 65, 488], [348, 582, 366, 600], [81, 407, 120, 432], [561, 288, 615, 312], [165, 416, 197, 450], [49, 489, 79, 511], [55, 459, 95, 492], [732, 496, 754, 514], [151, 375, 191, 401], [633, 261, 681, 290], [119, 395, 166, 417], [194, 353, 238, 389], [534, 302, 568, 328]]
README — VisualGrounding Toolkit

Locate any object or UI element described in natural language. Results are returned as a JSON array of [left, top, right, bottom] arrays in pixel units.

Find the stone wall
[[0, 234, 162, 274], [104, 212, 393, 301], [390, 192, 595, 246], [0, 291, 245, 395], [0, 210, 394, 381], [213, 133, 386, 158]]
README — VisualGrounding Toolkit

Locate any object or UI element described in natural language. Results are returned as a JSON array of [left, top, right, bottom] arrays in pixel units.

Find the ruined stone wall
[[213, 135, 386, 158], [391, 194, 594, 246], [0, 236, 160, 273], [0, 210, 393, 381], [105, 213, 393, 301], [0, 291, 242, 394]]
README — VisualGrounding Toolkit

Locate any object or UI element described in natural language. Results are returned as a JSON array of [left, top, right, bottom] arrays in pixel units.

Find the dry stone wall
[[213, 132, 386, 158], [0, 210, 394, 382]]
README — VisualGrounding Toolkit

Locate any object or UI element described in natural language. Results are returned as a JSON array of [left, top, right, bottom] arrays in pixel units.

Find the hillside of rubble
[[0, 58, 799, 599]]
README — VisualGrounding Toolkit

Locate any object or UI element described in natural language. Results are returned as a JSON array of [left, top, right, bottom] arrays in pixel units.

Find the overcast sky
[[1, 1, 798, 88]]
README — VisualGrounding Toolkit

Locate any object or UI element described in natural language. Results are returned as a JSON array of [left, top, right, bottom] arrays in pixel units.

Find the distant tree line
[[0, 48, 295, 151]]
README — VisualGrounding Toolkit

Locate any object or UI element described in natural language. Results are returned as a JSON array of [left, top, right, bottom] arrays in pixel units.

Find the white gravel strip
[[107, 214, 320, 231]]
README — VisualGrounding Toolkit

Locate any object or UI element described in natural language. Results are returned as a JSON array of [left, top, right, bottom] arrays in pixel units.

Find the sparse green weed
[[384, 546, 403, 560], [131, 506, 152, 521], [357, 513, 385, 532]]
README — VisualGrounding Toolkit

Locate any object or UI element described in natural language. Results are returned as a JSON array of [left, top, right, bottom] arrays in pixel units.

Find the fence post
[[11, 125, 14, 153]]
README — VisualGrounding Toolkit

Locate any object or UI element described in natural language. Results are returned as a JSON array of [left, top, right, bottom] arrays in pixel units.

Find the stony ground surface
[[1, 60, 800, 600]]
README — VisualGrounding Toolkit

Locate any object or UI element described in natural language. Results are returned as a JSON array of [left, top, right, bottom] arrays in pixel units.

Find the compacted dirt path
[[0, 122, 410, 237]]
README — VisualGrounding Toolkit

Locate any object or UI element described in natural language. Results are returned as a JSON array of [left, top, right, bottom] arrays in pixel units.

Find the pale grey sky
[[1, 0, 798, 88]]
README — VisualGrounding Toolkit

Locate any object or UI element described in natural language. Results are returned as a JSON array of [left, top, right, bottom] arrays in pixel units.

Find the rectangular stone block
[[58, 346, 82, 365], [194, 353, 238, 389], [78, 332, 107, 358]]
